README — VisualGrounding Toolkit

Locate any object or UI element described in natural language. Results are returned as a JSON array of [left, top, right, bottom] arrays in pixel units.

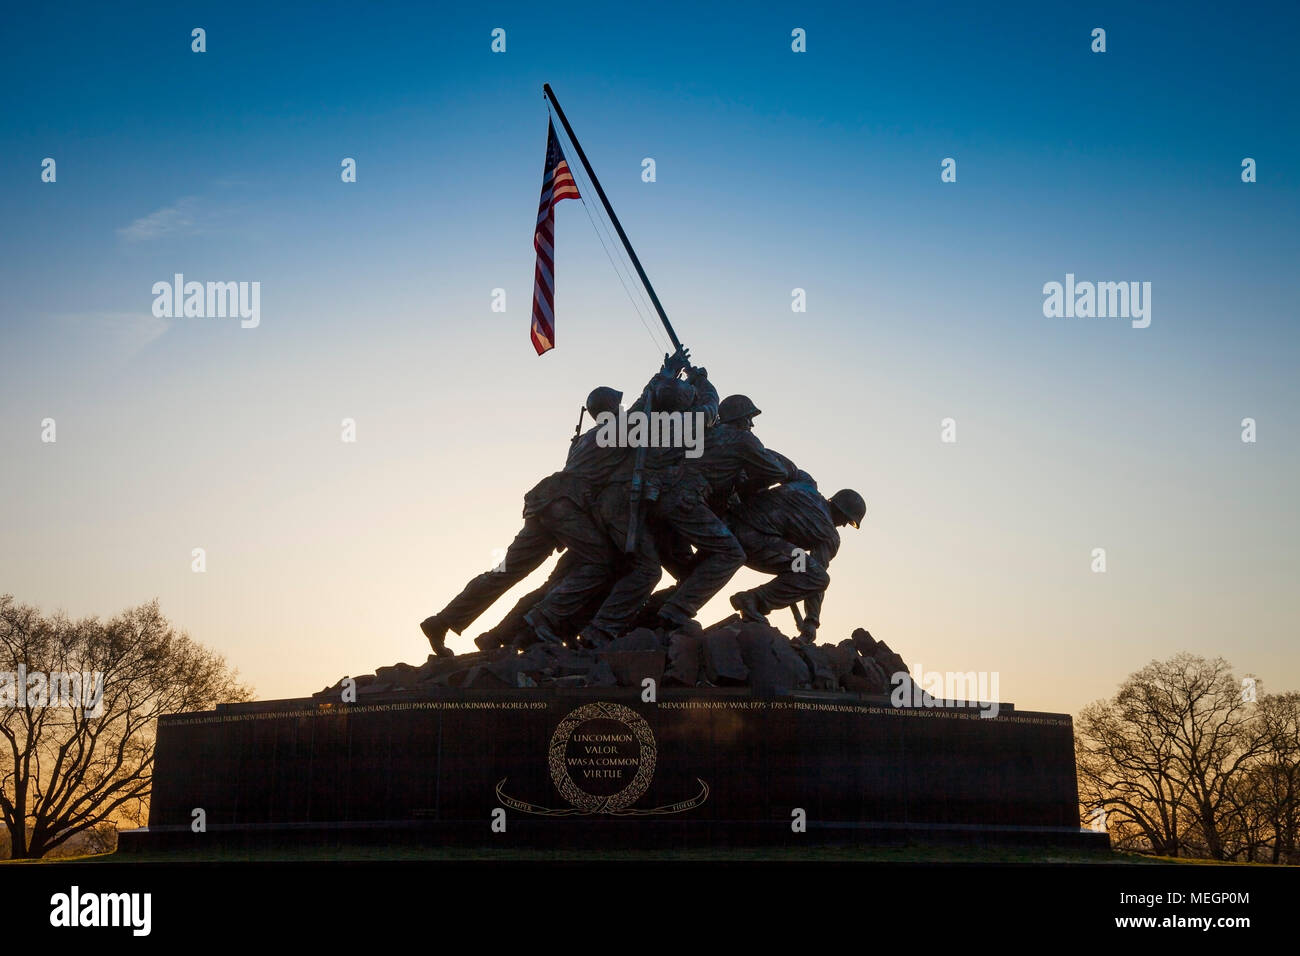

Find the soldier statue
[[581, 393, 798, 643], [417, 385, 626, 656], [726, 471, 866, 644]]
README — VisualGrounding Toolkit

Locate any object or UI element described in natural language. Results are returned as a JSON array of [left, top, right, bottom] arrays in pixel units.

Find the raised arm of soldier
[[628, 363, 695, 416], [683, 364, 718, 425]]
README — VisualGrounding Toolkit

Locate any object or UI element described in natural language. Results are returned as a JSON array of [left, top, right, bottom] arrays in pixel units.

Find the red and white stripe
[[531, 121, 581, 355]]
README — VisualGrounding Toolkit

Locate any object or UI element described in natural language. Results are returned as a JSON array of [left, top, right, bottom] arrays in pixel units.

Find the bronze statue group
[[420, 348, 866, 657]]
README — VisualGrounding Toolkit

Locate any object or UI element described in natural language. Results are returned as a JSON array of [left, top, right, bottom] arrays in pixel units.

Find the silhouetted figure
[[581, 393, 797, 642], [548, 360, 717, 646], [727, 471, 865, 644], [418, 386, 627, 655]]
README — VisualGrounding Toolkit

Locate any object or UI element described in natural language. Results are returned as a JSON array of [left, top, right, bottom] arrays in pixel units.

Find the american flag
[[531, 119, 581, 355]]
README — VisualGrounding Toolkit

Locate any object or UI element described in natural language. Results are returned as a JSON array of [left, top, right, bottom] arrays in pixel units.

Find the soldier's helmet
[[718, 394, 762, 427], [827, 489, 866, 529], [586, 386, 623, 420]]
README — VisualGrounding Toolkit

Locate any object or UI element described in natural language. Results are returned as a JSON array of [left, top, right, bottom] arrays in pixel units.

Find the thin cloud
[[117, 197, 202, 241], [53, 312, 171, 362]]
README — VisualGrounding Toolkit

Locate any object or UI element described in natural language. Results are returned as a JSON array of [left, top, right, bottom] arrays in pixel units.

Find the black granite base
[[120, 688, 1107, 852]]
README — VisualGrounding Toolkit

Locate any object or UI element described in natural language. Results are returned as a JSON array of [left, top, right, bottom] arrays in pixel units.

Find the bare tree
[[1076, 653, 1293, 861], [0, 595, 250, 859], [1248, 692, 1300, 863], [1076, 688, 1190, 856], [1221, 764, 1274, 861], [1144, 655, 1271, 860]]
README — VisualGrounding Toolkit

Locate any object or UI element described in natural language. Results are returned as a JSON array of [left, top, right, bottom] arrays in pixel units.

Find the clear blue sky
[[1, 0, 1297, 714]]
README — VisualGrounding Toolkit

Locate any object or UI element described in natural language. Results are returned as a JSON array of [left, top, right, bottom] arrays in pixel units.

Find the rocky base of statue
[[120, 615, 1106, 855], [315, 619, 912, 698]]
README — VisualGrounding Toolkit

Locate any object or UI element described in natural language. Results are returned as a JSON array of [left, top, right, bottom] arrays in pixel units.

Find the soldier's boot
[[420, 616, 455, 658], [795, 618, 818, 646], [523, 611, 563, 647], [656, 603, 693, 631], [729, 591, 769, 624], [577, 624, 615, 650], [474, 632, 503, 651], [663, 618, 702, 647]]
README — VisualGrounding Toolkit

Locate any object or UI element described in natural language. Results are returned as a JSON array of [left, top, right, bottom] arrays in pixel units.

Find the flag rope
[[546, 103, 673, 356]]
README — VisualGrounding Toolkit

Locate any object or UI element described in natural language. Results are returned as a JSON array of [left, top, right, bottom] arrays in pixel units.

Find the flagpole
[[543, 83, 683, 353]]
